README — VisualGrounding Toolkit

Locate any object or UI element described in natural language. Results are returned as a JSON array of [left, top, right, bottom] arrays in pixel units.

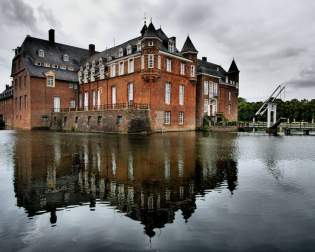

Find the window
[[179, 85, 185, 105], [137, 42, 141, 52], [99, 64, 105, 79], [168, 41, 174, 53], [119, 61, 124, 75], [63, 54, 69, 61], [204, 81, 209, 95], [128, 58, 134, 73], [228, 104, 231, 114], [60, 65, 67, 70], [69, 100, 75, 108], [44, 62, 50, 67], [166, 58, 172, 72], [209, 82, 213, 97], [214, 83, 218, 96], [148, 54, 154, 68], [148, 41, 154, 46], [180, 63, 185, 75], [24, 95, 27, 108], [164, 111, 171, 125], [127, 45, 132, 55], [83, 69, 88, 83], [128, 83, 134, 103], [165, 82, 171, 105], [141, 55, 144, 69], [90, 69, 95, 82], [119, 48, 123, 57], [190, 65, 195, 77], [92, 90, 96, 108], [47, 75, 55, 87], [84, 92, 89, 110], [204, 98, 209, 113], [158, 55, 161, 69], [110, 64, 116, 77], [178, 112, 184, 125], [97, 116, 102, 125], [229, 91, 231, 101], [111, 86, 116, 105], [52, 64, 58, 69], [38, 49, 45, 58]]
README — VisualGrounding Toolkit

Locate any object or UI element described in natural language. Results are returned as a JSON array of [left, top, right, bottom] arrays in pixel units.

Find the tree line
[[238, 97, 315, 122]]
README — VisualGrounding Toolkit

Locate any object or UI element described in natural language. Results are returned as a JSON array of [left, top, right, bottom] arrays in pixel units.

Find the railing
[[52, 103, 150, 113], [239, 121, 315, 129]]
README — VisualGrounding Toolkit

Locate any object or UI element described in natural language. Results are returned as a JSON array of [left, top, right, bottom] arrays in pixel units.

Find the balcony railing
[[52, 103, 150, 113]]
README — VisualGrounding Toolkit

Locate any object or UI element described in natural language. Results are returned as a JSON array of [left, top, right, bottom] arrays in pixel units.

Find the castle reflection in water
[[14, 132, 238, 237]]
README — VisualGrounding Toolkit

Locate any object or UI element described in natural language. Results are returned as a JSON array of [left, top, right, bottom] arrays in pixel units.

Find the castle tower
[[181, 36, 198, 81], [227, 58, 240, 84], [141, 21, 161, 81]]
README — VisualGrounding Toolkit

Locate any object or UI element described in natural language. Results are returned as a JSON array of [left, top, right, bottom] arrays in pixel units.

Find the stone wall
[[50, 109, 151, 134]]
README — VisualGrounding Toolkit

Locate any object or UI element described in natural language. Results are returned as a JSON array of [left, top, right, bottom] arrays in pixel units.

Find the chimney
[[89, 44, 95, 55], [202, 57, 207, 62], [49, 29, 55, 43]]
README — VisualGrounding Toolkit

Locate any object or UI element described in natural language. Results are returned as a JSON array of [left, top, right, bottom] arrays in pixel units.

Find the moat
[[0, 131, 314, 251]]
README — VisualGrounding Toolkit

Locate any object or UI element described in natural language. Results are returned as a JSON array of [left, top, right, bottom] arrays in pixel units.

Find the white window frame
[[127, 45, 132, 55], [111, 86, 116, 105], [69, 100, 75, 108], [128, 58, 134, 73], [97, 89, 101, 107], [141, 55, 144, 70], [148, 41, 154, 46], [164, 111, 171, 125], [180, 63, 185, 75], [166, 58, 172, 72], [204, 98, 209, 113], [148, 54, 154, 68], [92, 90, 96, 108], [137, 42, 141, 52], [84, 92, 89, 111], [209, 81, 213, 98], [168, 41, 175, 53], [38, 49, 45, 58], [228, 104, 231, 114], [47, 75, 55, 87], [110, 64, 116, 77], [118, 48, 123, 57], [190, 65, 195, 77], [229, 91, 231, 101], [179, 85, 184, 105], [63, 54, 69, 61], [214, 83, 218, 96], [99, 64, 105, 79], [204, 81, 209, 95], [128, 83, 134, 103], [119, 61, 124, 76], [178, 112, 184, 125], [158, 55, 161, 69], [165, 82, 171, 105]]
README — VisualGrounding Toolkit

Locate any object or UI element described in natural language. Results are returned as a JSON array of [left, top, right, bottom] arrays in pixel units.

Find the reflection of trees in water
[[13, 132, 238, 237]]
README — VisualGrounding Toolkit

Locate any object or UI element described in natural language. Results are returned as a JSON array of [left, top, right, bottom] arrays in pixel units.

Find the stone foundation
[[51, 109, 151, 134]]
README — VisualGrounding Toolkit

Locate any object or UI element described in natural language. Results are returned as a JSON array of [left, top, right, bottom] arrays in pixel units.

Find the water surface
[[0, 131, 314, 251]]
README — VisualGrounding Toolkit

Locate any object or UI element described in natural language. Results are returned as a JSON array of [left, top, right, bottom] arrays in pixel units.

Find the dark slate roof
[[228, 59, 239, 73], [181, 36, 198, 54], [156, 28, 168, 41], [197, 59, 227, 79], [140, 23, 147, 36], [143, 22, 160, 39], [85, 36, 141, 63], [0, 85, 13, 100], [15, 36, 89, 82]]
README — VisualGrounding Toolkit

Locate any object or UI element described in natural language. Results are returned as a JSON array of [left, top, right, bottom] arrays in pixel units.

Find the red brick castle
[[0, 21, 239, 132]]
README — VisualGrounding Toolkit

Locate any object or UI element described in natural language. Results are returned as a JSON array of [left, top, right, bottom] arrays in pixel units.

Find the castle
[[0, 21, 239, 133]]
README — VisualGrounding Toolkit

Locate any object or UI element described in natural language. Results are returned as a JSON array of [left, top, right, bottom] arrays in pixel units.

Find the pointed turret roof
[[228, 58, 239, 73], [181, 36, 198, 54], [142, 22, 160, 39], [140, 22, 147, 36]]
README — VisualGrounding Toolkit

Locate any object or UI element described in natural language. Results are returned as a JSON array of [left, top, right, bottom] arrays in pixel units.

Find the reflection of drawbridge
[[254, 85, 286, 135]]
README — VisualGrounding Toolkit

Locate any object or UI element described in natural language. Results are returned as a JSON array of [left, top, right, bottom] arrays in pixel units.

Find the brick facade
[[5, 23, 239, 132], [0, 85, 13, 128]]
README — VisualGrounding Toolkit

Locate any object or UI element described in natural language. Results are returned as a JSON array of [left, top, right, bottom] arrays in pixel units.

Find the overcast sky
[[0, 0, 314, 101]]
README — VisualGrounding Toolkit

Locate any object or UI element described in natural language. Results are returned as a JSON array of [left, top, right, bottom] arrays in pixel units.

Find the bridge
[[238, 120, 315, 135]]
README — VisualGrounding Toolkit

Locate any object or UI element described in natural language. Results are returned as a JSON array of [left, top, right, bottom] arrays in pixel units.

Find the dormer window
[[107, 56, 112, 61], [68, 66, 74, 71], [137, 42, 141, 52], [60, 65, 67, 70], [52, 64, 58, 69], [86, 62, 89, 69], [44, 62, 50, 68], [119, 48, 123, 57], [168, 41, 175, 53], [38, 49, 45, 58], [99, 58, 103, 65], [35, 61, 42, 66], [127, 45, 132, 55], [63, 54, 69, 61], [148, 41, 154, 47], [92, 60, 96, 68]]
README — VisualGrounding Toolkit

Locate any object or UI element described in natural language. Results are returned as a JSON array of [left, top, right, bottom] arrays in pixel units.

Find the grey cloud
[[285, 63, 315, 89], [37, 5, 61, 28], [0, 0, 37, 30]]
